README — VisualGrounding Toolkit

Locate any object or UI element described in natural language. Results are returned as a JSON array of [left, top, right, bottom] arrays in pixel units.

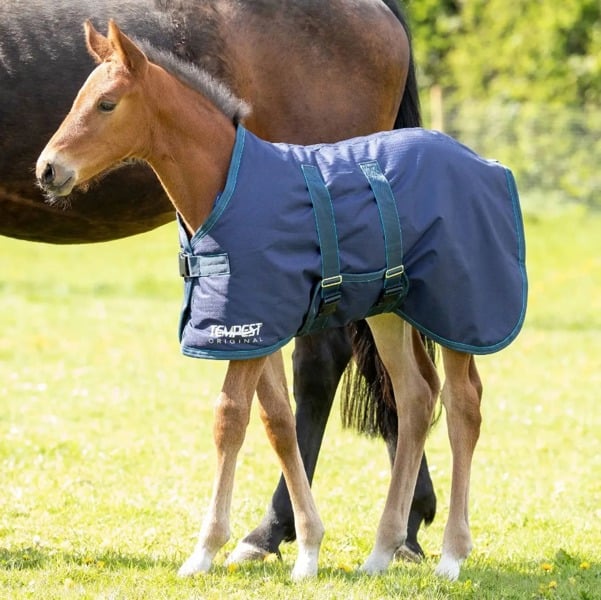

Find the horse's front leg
[[434, 349, 482, 580], [254, 351, 325, 579], [178, 357, 267, 577]]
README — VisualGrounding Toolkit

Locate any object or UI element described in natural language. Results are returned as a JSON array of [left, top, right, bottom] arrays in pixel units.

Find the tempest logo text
[[208, 323, 263, 339]]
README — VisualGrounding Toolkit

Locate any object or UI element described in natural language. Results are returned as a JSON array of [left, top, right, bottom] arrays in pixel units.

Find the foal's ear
[[107, 19, 148, 74], [84, 20, 112, 64]]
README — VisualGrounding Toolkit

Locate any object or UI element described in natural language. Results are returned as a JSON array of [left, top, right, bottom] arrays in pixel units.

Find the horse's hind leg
[[178, 357, 266, 577], [254, 351, 325, 579], [394, 451, 436, 560], [434, 349, 482, 580], [362, 315, 440, 573]]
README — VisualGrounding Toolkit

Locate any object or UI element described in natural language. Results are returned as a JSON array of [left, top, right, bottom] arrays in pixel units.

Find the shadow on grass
[[177, 552, 601, 598], [1, 545, 598, 598], [217, 556, 600, 599]]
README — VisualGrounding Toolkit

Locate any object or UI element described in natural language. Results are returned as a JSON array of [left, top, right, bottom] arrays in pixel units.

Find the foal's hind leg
[[254, 351, 325, 579], [362, 315, 440, 573], [434, 349, 482, 580], [178, 357, 266, 577]]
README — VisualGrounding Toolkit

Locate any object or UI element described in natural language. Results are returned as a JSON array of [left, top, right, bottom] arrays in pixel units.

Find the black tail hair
[[383, 0, 423, 130], [340, 322, 439, 439]]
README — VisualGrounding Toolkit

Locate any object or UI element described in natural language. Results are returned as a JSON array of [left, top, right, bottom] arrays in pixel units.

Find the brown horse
[[1, 0, 411, 243], [37, 21, 485, 580], [4, 0, 437, 562]]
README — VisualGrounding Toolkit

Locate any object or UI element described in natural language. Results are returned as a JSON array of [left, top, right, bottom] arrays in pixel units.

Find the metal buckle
[[382, 265, 407, 297], [318, 275, 342, 317], [178, 252, 191, 277], [385, 265, 405, 279], [321, 274, 343, 289]]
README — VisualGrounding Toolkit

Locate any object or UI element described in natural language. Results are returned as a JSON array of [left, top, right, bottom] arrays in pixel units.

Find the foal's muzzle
[[39, 162, 55, 186], [35, 159, 75, 197]]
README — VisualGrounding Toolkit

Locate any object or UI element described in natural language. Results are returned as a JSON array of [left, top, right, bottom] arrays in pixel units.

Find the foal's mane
[[134, 38, 250, 124]]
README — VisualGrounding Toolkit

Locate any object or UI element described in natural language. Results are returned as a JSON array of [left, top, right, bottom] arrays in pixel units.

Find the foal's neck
[[145, 65, 237, 234]]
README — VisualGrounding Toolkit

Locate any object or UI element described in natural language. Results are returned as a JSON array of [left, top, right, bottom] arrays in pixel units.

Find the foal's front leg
[[227, 329, 350, 564], [178, 357, 267, 577], [254, 352, 325, 579]]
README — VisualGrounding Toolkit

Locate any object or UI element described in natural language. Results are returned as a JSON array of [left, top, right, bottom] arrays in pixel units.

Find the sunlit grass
[[1, 208, 600, 598]]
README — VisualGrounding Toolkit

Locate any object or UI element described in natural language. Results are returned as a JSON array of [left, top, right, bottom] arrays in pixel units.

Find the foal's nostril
[[41, 162, 55, 185]]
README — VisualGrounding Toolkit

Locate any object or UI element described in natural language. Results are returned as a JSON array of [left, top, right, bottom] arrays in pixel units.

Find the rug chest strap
[[301, 164, 342, 330], [359, 160, 409, 313]]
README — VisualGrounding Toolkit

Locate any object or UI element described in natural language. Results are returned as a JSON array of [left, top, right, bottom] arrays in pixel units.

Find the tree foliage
[[406, 0, 601, 106], [403, 0, 601, 209]]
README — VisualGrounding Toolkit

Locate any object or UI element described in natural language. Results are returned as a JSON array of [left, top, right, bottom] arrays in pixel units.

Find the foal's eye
[[97, 100, 117, 113]]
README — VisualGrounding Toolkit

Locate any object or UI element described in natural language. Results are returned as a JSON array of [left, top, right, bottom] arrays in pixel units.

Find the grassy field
[[0, 208, 599, 599]]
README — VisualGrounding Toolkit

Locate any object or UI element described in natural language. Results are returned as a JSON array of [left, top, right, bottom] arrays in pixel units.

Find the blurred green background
[[407, 0, 600, 213]]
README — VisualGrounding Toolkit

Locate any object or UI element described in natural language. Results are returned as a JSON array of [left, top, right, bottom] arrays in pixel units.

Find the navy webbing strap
[[301, 164, 342, 329], [178, 252, 230, 277], [176, 213, 230, 278], [359, 160, 409, 312]]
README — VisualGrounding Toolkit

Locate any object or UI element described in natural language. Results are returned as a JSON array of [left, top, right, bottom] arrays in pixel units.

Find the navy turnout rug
[[177, 126, 527, 359]]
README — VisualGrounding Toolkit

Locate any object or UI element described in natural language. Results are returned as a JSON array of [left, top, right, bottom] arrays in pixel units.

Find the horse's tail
[[388, 0, 423, 130], [340, 1, 438, 443], [340, 323, 439, 439]]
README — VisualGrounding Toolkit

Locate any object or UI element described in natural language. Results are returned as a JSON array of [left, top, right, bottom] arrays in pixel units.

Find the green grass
[[1, 207, 600, 599]]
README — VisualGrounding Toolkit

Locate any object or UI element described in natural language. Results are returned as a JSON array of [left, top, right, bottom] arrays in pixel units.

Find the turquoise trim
[[181, 335, 294, 360], [505, 166, 529, 328], [190, 126, 247, 243], [394, 307, 522, 355], [341, 269, 387, 283], [393, 167, 528, 355]]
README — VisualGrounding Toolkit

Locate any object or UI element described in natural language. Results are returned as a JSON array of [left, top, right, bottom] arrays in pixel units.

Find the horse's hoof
[[225, 541, 271, 565], [434, 554, 462, 581], [394, 543, 423, 563], [177, 550, 214, 577]]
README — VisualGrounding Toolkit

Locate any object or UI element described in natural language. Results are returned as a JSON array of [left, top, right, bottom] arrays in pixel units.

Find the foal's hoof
[[434, 554, 462, 581], [177, 550, 214, 577], [291, 554, 318, 580], [360, 550, 392, 575], [225, 541, 273, 565]]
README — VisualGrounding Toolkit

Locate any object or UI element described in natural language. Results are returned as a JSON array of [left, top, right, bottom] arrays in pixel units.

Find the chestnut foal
[[37, 21, 486, 580]]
